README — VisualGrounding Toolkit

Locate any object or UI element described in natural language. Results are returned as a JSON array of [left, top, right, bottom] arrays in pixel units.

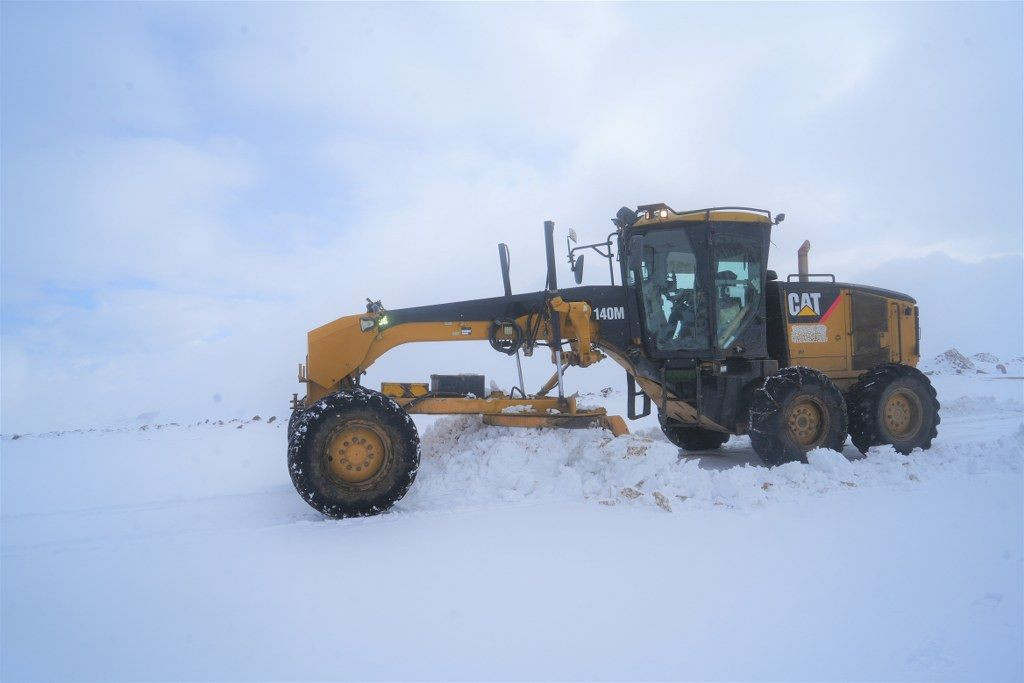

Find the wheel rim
[[326, 421, 387, 483], [785, 397, 827, 448], [883, 389, 922, 439]]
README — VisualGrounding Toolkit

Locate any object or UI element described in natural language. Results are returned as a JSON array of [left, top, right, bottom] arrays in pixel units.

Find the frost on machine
[[287, 203, 940, 518]]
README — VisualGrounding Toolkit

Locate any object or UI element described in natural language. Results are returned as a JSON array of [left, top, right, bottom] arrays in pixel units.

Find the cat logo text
[[788, 292, 822, 317]]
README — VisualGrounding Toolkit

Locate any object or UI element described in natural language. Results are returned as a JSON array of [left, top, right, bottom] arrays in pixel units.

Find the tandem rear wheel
[[846, 363, 940, 455], [288, 388, 420, 518]]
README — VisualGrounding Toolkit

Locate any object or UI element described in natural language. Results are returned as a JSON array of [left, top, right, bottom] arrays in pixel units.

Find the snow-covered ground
[[2, 373, 1022, 681], [920, 348, 1024, 377]]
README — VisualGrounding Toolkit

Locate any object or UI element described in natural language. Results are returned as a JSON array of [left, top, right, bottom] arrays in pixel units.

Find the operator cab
[[618, 205, 776, 361]]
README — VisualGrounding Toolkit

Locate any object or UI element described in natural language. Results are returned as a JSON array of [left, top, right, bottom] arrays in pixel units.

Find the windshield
[[638, 228, 710, 351], [633, 225, 764, 354], [714, 234, 763, 349]]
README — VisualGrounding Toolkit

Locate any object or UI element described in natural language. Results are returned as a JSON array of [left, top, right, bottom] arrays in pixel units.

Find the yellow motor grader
[[288, 204, 939, 518]]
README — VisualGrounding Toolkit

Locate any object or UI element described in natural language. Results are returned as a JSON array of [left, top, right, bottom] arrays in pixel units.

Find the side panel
[[774, 283, 920, 390], [778, 283, 850, 372], [850, 289, 890, 370], [852, 289, 918, 369], [894, 301, 920, 366]]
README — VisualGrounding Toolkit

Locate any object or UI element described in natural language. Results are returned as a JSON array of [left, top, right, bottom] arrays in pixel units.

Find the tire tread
[[287, 387, 420, 518], [748, 366, 848, 466], [846, 362, 940, 455]]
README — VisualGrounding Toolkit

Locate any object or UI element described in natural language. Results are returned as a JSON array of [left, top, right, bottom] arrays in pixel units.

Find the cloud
[[851, 253, 1024, 359], [2, 2, 1022, 432]]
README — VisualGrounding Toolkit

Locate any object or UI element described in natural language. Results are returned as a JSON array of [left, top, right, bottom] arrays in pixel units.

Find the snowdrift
[[403, 413, 1023, 514]]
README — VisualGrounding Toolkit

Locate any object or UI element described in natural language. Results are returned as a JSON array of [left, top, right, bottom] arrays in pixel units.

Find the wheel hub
[[786, 398, 825, 448], [327, 423, 385, 483], [883, 390, 922, 438]]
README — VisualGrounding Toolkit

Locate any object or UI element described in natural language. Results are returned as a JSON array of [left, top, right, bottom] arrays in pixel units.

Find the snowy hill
[[2, 375, 1022, 681], [920, 348, 1024, 376]]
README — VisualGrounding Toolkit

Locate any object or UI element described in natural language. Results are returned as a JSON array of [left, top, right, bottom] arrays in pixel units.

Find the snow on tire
[[287, 408, 304, 440], [749, 366, 848, 466], [288, 387, 420, 518], [846, 362, 940, 455]]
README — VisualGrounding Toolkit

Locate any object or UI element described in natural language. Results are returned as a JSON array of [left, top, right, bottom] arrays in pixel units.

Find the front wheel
[[288, 388, 420, 518], [749, 366, 848, 466], [287, 407, 304, 440], [846, 363, 940, 455]]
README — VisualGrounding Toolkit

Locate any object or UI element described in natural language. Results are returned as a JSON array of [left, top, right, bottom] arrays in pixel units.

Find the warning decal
[[790, 324, 828, 344]]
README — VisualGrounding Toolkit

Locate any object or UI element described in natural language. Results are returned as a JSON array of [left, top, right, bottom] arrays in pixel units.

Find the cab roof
[[630, 203, 775, 228]]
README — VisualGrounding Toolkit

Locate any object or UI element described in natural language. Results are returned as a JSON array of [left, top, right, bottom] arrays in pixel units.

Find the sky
[[2, 2, 1022, 432]]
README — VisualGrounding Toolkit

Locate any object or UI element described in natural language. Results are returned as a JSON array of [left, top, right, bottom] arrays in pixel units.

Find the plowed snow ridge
[[401, 412, 1024, 513]]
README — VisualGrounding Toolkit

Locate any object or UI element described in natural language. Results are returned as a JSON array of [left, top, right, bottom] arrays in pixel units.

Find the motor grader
[[287, 204, 940, 518]]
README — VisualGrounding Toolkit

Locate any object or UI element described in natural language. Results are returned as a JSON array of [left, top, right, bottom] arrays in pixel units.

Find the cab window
[[638, 229, 709, 351], [714, 235, 763, 349]]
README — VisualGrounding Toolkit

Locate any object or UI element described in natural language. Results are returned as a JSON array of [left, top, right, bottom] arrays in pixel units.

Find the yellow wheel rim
[[883, 390, 922, 438], [786, 398, 826, 448], [327, 422, 386, 483]]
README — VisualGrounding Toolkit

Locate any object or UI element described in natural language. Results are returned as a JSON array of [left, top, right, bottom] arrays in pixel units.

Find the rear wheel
[[660, 419, 730, 451], [749, 366, 848, 466], [288, 387, 420, 518], [846, 363, 939, 454]]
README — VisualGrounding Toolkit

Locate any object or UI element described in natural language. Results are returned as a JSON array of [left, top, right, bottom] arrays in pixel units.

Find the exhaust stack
[[797, 240, 811, 282]]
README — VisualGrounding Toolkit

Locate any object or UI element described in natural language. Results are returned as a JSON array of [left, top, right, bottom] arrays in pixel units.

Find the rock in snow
[[920, 348, 1022, 375]]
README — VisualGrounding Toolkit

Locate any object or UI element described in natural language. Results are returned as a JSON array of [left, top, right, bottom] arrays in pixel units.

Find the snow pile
[[921, 348, 1023, 376], [400, 413, 1024, 514], [942, 395, 1024, 416], [922, 348, 981, 374]]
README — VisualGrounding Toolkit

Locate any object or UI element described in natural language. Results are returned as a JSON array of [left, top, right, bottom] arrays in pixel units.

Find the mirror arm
[[567, 234, 619, 286]]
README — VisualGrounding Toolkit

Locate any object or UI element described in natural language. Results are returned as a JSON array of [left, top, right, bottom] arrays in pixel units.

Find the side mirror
[[766, 269, 778, 281], [627, 235, 644, 273], [572, 254, 585, 284]]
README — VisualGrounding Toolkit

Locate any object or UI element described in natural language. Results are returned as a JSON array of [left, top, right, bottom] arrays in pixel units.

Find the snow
[[920, 348, 1024, 376], [500, 403, 534, 413], [2, 374, 1022, 681], [406, 410, 1021, 512]]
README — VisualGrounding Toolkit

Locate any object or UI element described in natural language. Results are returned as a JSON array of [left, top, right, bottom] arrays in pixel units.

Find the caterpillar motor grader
[[288, 204, 940, 518]]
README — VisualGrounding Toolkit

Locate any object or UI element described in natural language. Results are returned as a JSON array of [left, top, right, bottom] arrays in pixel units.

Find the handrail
[[786, 273, 836, 282]]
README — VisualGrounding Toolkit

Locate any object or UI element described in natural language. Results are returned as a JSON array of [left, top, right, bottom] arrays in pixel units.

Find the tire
[[287, 407, 303, 440], [288, 387, 420, 518], [749, 366, 848, 466], [660, 419, 730, 451], [846, 363, 940, 455]]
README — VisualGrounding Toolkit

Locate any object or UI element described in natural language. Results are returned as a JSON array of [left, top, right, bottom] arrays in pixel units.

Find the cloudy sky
[[2, 2, 1022, 432]]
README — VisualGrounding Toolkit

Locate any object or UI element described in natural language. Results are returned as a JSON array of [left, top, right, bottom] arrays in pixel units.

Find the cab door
[[629, 225, 713, 360], [709, 224, 769, 358]]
